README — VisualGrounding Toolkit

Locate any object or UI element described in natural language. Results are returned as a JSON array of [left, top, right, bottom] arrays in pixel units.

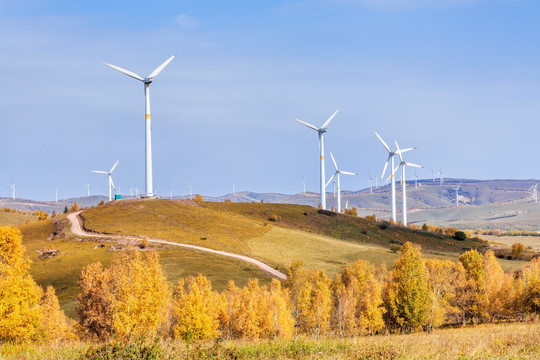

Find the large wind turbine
[[104, 54, 176, 198], [295, 109, 339, 210], [454, 182, 462, 207], [394, 141, 422, 226], [92, 160, 119, 202], [326, 152, 356, 213], [375, 132, 414, 222]]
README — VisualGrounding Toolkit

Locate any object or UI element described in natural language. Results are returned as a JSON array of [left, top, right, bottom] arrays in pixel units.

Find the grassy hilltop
[[18, 198, 526, 317]]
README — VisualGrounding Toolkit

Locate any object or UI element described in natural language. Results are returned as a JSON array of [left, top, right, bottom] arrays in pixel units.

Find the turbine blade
[[321, 108, 339, 129], [375, 132, 391, 153], [110, 160, 120, 173], [395, 140, 403, 161], [381, 158, 389, 179], [110, 177, 116, 190], [330, 152, 338, 170], [148, 54, 176, 79], [405, 162, 422, 168], [104, 63, 144, 81], [92, 170, 108, 174], [341, 171, 356, 176], [325, 173, 336, 188], [396, 147, 416, 155], [294, 118, 319, 131]]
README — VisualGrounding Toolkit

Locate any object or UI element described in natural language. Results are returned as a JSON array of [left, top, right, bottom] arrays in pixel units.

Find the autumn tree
[[302, 269, 332, 338], [77, 251, 170, 341], [520, 257, 540, 316], [172, 274, 224, 340], [0, 226, 42, 342], [384, 242, 429, 333], [424, 259, 466, 330], [511, 243, 524, 260], [458, 249, 489, 323], [333, 260, 385, 336], [71, 202, 79, 212], [284, 260, 311, 338], [36, 286, 75, 343]]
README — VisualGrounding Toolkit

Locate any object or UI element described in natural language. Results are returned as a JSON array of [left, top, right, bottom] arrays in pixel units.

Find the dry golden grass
[[2, 322, 539, 359]]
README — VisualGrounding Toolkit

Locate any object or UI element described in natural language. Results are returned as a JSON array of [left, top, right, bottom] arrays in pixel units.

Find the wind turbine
[[54, 188, 60, 204], [295, 109, 339, 210], [189, 184, 192, 197], [85, 184, 91, 197], [414, 171, 419, 190], [368, 173, 374, 194], [326, 152, 356, 213], [528, 183, 538, 203], [375, 132, 414, 222], [454, 182, 462, 207], [91, 160, 119, 202], [9, 183, 15, 200], [394, 141, 422, 226], [438, 169, 444, 185], [104, 54, 176, 198], [301, 178, 306, 194]]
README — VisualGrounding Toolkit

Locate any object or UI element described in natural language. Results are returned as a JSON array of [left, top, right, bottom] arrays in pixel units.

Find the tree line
[[1, 225, 539, 344]]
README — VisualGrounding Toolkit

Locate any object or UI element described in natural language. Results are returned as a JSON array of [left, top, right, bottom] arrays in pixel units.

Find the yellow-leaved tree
[[303, 269, 332, 338], [520, 257, 540, 317], [77, 250, 170, 341], [335, 259, 385, 336], [458, 249, 489, 323], [172, 274, 224, 340], [0, 226, 42, 342], [424, 259, 466, 331], [36, 286, 76, 343]]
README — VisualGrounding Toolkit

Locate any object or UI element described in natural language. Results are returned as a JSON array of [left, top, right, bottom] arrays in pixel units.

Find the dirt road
[[67, 211, 287, 280]]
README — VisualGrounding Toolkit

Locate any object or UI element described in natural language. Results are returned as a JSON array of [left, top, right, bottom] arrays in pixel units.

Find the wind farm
[[1, 1, 540, 358]]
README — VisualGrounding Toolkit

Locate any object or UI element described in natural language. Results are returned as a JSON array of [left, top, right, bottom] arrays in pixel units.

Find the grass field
[[483, 234, 540, 251], [0, 211, 38, 226], [2, 322, 539, 359]]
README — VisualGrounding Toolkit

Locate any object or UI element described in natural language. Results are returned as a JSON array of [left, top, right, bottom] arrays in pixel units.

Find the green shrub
[[454, 231, 467, 241]]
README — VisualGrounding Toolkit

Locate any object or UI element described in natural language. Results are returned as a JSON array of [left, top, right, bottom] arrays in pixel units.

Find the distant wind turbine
[[104, 54, 176, 198], [326, 152, 356, 213], [85, 184, 91, 197], [368, 173, 374, 194], [528, 183, 538, 203], [395, 141, 422, 226], [9, 183, 15, 200], [455, 182, 462, 207], [375, 132, 414, 222], [414, 171, 419, 190], [301, 178, 306, 194], [438, 169, 444, 185], [54, 188, 60, 204], [92, 160, 119, 202], [295, 109, 340, 210]]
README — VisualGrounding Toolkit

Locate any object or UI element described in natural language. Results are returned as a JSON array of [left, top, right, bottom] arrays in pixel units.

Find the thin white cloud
[[174, 14, 200, 30]]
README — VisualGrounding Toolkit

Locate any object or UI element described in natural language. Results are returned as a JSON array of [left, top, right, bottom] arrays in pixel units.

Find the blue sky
[[1, 0, 539, 200]]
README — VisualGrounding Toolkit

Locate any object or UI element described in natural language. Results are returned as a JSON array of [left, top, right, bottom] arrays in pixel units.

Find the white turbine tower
[[414, 171, 418, 190], [295, 109, 339, 210], [85, 184, 91, 197], [394, 141, 422, 226], [528, 183, 538, 203], [92, 160, 119, 202], [104, 54, 176, 198], [438, 169, 444, 185], [326, 152, 356, 213], [375, 132, 414, 222], [54, 188, 60, 204], [455, 182, 462, 207], [9, 183, 15, 200], [368, 173, 374, 194], [301, 178, 306, 194]]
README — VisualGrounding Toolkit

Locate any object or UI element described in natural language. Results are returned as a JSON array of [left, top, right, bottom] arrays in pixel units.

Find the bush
[[511, 243, 524, 260], [317, 209, 337, 217], [422, 223, 429, 231], [344, 207, 357, 216], [268, 214, 281, 222], [380, 221, 390, 230], [454, 231, 467, 241], [389, 244, 402, 253]]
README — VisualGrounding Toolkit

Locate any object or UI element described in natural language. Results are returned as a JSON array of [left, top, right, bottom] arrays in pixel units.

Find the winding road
[[67, 211, 287, 280]]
